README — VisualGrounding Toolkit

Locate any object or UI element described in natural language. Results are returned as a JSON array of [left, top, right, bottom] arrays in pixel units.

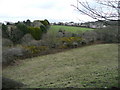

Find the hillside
[[3, 44, 118, 88], [48, 25, 94, 34]]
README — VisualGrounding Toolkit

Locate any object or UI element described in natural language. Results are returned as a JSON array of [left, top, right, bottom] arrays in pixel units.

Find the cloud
[[0, 0, 95, 23]]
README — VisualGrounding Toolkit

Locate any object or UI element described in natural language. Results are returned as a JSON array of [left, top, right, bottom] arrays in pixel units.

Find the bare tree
[[71, 0, 120, 21]]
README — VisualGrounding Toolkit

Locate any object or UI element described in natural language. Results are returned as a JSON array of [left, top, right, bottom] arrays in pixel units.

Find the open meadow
[[48, 25, 94, 34], [3, 44, 118, 88]]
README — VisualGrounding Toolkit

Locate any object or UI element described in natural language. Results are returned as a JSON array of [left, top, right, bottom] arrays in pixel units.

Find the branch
[[71, 0, 119, 21]]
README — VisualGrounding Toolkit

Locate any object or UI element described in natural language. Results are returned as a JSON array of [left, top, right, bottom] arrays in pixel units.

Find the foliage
[[40, 25, 47, 33], [58, 45, 68, 49], [2, 47, 28, 65], [2, 24, 9, 38], [82, 30, 98, 44], [20, 34, 34, 45], [25, 19, 31, 26], [95, 26, 118, 43], [2, 24, 7, 31], [23, 46, 48, 54], [41, 32, 60, 48], [59, 37, 83, 47], [9, 28, 24, 44], [16, 23, 29, 35], [28, 27, 43, 40], [2, 38, 13, 47], [40, 19, 50, 27]]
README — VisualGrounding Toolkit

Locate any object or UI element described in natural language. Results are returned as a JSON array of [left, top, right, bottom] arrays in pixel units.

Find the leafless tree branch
[[71, 0, 119, 21]]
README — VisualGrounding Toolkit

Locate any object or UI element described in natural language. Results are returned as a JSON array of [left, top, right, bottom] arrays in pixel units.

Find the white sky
[[0, 0, 96, 23]]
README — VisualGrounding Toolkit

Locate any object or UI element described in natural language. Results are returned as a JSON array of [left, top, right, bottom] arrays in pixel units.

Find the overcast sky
[[0, 0, 96, 23]]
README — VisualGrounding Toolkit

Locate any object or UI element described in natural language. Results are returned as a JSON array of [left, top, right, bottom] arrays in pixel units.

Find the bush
[[59, 37, 83, 48], [9, 28, 24, 44], [82, 30, 98, 44], [40, 25, 47, 33], [23, 46, 48, 54], [2, 24, 9, 38], [27, 40, 42, 47], [95, 26, 118, 43], [58, 45, 68, 49], [2, 38, 13, 47], [20, 34, 34, 45], [28, 27, 43, 40], [41, 32, 60, 48], [2, 47, 28, 65], [16, 23, 29, 35], [40, 19, 50, 28]]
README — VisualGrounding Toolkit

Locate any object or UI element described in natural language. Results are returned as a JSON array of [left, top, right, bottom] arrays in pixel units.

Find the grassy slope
[[3, 44, 118, 88], [48, 25, 94, 34]]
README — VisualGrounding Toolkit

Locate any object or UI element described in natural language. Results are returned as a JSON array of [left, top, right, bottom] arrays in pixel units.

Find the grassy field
[[48, 25, 94, 34], [3, 44, 118, 88]]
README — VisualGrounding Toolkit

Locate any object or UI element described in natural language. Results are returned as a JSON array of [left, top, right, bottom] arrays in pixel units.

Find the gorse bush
[[23, 46, 48, 54], [59, 37, 83, 47], [28, 27, 43, 40], [60, 37, 82, 43]]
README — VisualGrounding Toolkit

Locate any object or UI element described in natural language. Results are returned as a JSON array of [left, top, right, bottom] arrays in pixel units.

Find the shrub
[[40, 19, 50, 28], [28, 27, 43, 40], [23, 46, 48, 54], [16, 23, 29, 35], [59, 37, 83, 48], [82, 30, 98, 44], [95, 26, 118, 43], [25, 19, 31, 26], [9, 28, 24, 44], [2, 38, 13, 47], [40, 25, 47, 33], [41, 32, 60, 48], [58, 45, 68, 49], [27, 40, 42, 47], [2, 24, 9, 38], [20, 34, 34, 45], [2, 47, 28, 65]]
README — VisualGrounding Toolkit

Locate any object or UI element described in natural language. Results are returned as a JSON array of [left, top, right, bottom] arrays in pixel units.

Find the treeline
[[2, 19, 50, 44]]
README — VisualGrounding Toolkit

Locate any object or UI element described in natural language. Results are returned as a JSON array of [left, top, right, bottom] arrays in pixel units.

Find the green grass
[[48, 25, 94, 34], [3, 44, 118, 88]]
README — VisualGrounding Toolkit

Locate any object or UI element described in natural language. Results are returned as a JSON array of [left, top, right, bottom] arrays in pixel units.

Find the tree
[[28, 27, 43, 40], [26, 19, 31, 26], [40, 19, 50, 29], [2, 24, 9, 38], [16, 23, 29, 35], [71, 0, 120, 21]]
